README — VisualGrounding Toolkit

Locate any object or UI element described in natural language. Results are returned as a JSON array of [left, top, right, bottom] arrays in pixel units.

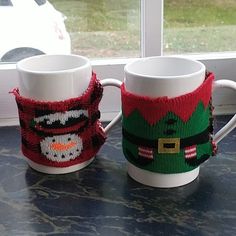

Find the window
[[164, 0, 236, 54], [0, 0, 12, 6], [50, 0, 140, 59], [0, 0, 71, 63], [1, 0, 236, 125], [35, 0, 46, 5]]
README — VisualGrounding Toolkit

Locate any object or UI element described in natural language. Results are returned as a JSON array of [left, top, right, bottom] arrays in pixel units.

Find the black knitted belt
[[122, 126, 210, 154]]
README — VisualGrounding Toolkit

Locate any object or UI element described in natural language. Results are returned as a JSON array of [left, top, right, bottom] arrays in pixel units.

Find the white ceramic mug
[[123, 56, 236, 188], [16, 54, 121, 174]]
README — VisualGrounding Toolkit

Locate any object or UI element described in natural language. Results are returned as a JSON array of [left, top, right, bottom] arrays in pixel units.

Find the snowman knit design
[[121, 72, 216, 174], [13, 73, 106, 168]]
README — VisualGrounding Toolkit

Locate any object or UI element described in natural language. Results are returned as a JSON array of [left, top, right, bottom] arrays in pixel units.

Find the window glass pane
[[34, 0, 46, 6], [164, 0, 236, 54], [51, 0, 140, 59], [0, 0, 12, 6], [0, 0, 71, 62], [0, 0, 140, 63]]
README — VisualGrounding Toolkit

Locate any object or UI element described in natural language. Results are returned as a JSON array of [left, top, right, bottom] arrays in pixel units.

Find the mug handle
[[213, 80, 236, 144], [100, 78, 122, 134]]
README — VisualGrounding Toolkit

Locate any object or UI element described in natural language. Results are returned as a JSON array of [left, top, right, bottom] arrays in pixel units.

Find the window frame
[[1, 0, 236, 126]]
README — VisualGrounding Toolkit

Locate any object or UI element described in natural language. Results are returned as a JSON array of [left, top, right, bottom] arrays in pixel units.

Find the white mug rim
[[124, 56, 206, 80], [16, 54, 90, 75]]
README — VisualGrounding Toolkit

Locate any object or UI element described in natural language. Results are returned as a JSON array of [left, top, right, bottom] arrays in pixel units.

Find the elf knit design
[[121, 72, 216, 174], [12, 73, 106, 168]]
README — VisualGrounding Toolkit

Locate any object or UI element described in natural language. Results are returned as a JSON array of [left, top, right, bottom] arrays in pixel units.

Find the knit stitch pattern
[[13, 73, 106, 168], [121, 72, 216, 174]]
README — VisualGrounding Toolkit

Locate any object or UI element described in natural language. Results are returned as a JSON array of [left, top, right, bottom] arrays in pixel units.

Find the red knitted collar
[[12, 72, 100, 111], [12, 72, 103, 135], [121, 72, 214, 125]]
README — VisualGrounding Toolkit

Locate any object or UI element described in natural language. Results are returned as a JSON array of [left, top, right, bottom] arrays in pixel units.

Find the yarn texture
[[121, 72, 216, 174], [13, 73, 106, 168]]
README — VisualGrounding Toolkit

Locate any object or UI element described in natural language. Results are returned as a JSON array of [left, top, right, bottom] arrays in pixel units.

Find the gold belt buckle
[[158, 138, 180, 154]]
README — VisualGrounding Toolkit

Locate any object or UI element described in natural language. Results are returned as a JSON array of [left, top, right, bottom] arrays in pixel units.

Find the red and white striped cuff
[[138, 146, 154, 160], [184, 145, 197, 159]]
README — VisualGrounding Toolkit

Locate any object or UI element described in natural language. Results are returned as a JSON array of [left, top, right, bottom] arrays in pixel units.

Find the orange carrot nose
[[50, 141, 77, 151]]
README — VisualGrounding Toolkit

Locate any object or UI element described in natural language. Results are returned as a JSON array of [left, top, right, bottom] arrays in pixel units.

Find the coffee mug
[[121, 56, 236, 188], [14, 54, 121, 174]]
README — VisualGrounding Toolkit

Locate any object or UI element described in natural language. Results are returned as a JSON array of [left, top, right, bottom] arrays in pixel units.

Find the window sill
[[1, 52, 236, 125]]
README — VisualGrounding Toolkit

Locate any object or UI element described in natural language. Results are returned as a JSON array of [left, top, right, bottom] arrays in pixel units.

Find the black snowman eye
[[68, 137, 71, 141], [52, 139, 56, 142]]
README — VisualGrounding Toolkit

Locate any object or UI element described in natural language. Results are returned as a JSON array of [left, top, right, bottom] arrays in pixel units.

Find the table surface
[[0, 116, 235, 236]]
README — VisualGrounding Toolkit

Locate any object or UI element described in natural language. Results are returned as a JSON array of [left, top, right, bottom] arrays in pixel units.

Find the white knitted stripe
[[34, 110, 88, 125], [184, 145, 197, 159], [138, 147, 153, 159]]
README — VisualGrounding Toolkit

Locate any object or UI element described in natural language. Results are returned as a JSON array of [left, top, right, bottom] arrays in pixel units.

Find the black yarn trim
[[92, 133, 105, 147], [122, 127, 210, 150], [22, 137, 41, 153], [16, 101, 24, 112], [91, 111, 101, 124], [185, 154, 210, 167], [19, 118, 26, 129]]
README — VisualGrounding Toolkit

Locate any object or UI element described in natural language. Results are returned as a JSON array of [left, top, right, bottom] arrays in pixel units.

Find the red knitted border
[[12, 72, 98, 110], [121, 72, 214, 125]]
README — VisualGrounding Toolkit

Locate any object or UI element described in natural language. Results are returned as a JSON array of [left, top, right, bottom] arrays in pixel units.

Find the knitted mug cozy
[[121, 72, 217, 174], [12, 73, 106, 168]]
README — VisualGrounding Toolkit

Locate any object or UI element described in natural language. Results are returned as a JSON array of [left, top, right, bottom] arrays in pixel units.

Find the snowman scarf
[[12, 73, 106, 168]]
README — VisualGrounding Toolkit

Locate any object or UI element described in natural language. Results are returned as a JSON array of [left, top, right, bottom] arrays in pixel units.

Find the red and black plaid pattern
[[12, 73, 106, 168]]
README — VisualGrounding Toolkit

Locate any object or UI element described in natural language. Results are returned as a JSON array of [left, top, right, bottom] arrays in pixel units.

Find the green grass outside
[[50, 0, 236, 57], [164, 0, 236, 27]]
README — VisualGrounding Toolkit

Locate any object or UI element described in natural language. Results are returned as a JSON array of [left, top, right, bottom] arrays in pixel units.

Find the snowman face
[[40, 134, 83, 162]]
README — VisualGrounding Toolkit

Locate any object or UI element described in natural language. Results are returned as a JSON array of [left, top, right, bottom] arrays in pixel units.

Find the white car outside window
[[0, 0, 71, 62]]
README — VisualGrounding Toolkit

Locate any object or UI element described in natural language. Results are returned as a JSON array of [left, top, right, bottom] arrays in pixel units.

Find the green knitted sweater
[[121, 73, 216, 174]]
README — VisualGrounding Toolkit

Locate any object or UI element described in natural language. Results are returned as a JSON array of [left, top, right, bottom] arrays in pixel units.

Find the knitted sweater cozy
[[12, 73, 106, 168], [121, 72, 216, 174]]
